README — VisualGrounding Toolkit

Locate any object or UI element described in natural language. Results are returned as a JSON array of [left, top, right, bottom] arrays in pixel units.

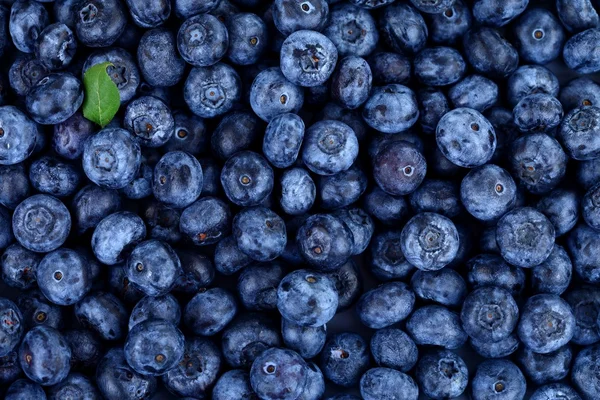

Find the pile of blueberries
[[4, 0, 600, 399]]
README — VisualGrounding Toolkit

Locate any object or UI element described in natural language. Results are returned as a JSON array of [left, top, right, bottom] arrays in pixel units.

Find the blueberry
[[179, 196, 231, 246], [320, 332, 369, 387], [238, 263, 283, 311], [71, 185, 121, 234], [18, 326, 70, 386], [507, 67, 559, 111], [571, 343, 600, 400], [406, 305, 468, 349], [250, 347, 308, 400], [559, 106, 600, 160], [363, 186, 409, 226], [330, 56, 372, 110], [556, 0, 599, 33], [449, 75, 499, 112], [473, 0, 529, 27], [175, 0, 220, 19], [5, 379, 46, 400], [428, 0, 472, 45], [172, 250, 214, 295], [223, 13, 266, 66], [564, 28, 600, 74], [296, 214, 354, 271], [518, 345, 572, 385], [0, 164, 28, 211], [29, 156, 81, 198], [126, 240, 181, 297], [212, 111, 262, 161], [125, 0, 169, 28], [561, 78, 600, 112], [177, 14, 228, 67], [222, 313, 281, 369], [184, 288, 237, 336], [75, 0, 126, 47], [52, 113, 94, 161], [233, 206, 286, 262], [411, 268, 466, 308], [137, 28, 185, 87], [331, 207, 372, 255], [536, 189, 579, 237], [356, 282, 415, 329], [362, 84, 419, 134], [8, 54, 49, 97], [369, 231, 414, 281], [471, 359, 526, 400], [302, 120, 358, 176], [567, 224, 600, 283], [530, 384, 582, 400], [373, 141, 426, 196], [273, 0, 329, 36], [13, 194, 71, 253], [151, 151, 203, 209], [213, 370, 257, 400], [83, 48, 141, 104], [326, 259, 361, 310], [9, 0, 49, 53], [124, 96, 174, 148], [75, 291, 127, 341], [82, 128, 142, 190], [251, 68, 304, 123], [62, 329, 102, 371], [415, 47, 466, 88], [463, 27, 519, 78], [165, 112, 208, 156], [514, 8, 565, 65], [577, 159, 600, 190], [460, 164, 517, 221], [530, 245, 572, 295], [436, 107, 496, 168], [379, 3, 427, 54], [91, 211, 145, 265], [1, 244, 39, 290], [33, 23, 76, 71], [0, 298, 23, 357], [214, 235, 252, 275], [298, 362, 325, 400], [221, 151, 274, 206], [280, 168, 315, 215], [415, 350, 468, 399], [370, 328, 417, 372], [186, 63, 242, 119], [470, 334, 520, 359], [17, 290, 63, 330], [36, 248, 90, 306], [409, 179, 461, 218], [0, 106, 39, 165], [162, 337, 221, 397], [461, 286, 519, 343], [513, 93, 563, 133], [280, 30, 338, 87], [518, 294, 575, 354], [368, 52, 411, 86], [323, 3, 377, 57], [564, 287, 600, 345], [282, 318, 326, 359], [97, 348, 158, 399], [360, 367, 418, 400], [318, 164, 366, 210]]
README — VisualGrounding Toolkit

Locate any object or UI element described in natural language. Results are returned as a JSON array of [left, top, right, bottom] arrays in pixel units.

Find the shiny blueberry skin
[[212, 111, 262, 161], [72, 185, 121, 234], [180, 196, 231, 246], [91, 211, 146, 265], [518, 345, 573, 385], [560, 77, 600, 111], [416, 350, 468, 399], [572, 343, 600, 400], [213, 369, 257, 400], [37, 248, 91, 306], [429, 0, 472, 45], [510, 134, 567, 195], [75, 291, 127, 341], [83, 48, 141, 104], [126, 240, 181, 297], [530, 384, 582, 400], [172, 250, 214, 295], [360, 367, 418, 400], [280, 30, 338, 87], [537, 189, 579, 237], [5, 379, 46, 400], [331, 56, 372, 110], [513, 93, 564, 133], [559, 106, 600, 160], [471, 359, 526, 400], [411, 268, 466, 308], [233, 206, 286, 262], [17, 289, 64, 330], [297, 213, 354, 271], [251, 347, 308, 400], [250, 68, 304, 123], [13, 194, 71, 253], [565, 287, 600, 345], [320, 332, 369, 387], [9, 0, 49, 53], [408, 304, 468, 349], [507, 65, 560, 108], [557, 0, 599, 33], [564, 28, 600, 74], [436, 107, 496, 168], [460, 286, 519, 342], [0, 164, 30, 210], [177, 14, 228, 67], [214, 235, 252, 275], [52, 112, 95, 161], [362, 84, 419, 134], [1, 243, 40, 290], [184, 288, 237, 336], [221, 151, 274, 206], [449, 75, 498, 112], [280, 168, 315, 216], [518, 294, 576, 354], [185, 63, 242, 119], [356, 282, 415, 329], [323, 3, 377, 57], [514, 8, 565, 65], [238, 263, 283, 311], [137, 28, 185, 87], [75, 0, 126, 47], [461, 164, 517, 221], [82, 128, 142, 190], [29, 156, 81, 198], [273, 0, 329, 36], [0, 298, 23, 357], [222, 313, 281, 369], [531, 245, 572, 295], [152, 151, 202, 209], [96, 348, 157, 400], [379, 3, 427, 54], [18, 326, 70, 386], [165, 111, 208, 156], [373, 141, 427, 196], [369, 231, 413, 281], [400, 212, 459, 271], [463, 27, 519, 78], [0, 106, 39, 166]]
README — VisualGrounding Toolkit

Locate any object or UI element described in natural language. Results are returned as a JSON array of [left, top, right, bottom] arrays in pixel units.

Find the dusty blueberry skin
[[128, 294, 180, 331], [226, 12, 267, 66], [1, 243, 40, 290], [75, 291, 128, 341], [174, 0, 219, 19], [36, 248, 90, 306], [273, 0, 329, 36], [9, 54, 50, 96], [222, 314, 280, 369], [0, 352, 25, 387], [251, 68, 304, 123], [277, 269, 338, 327], [124, 319, 184, 376], [18, 326, 71, 386], [370, 328, 418, 372], [409, 179, 461, 218], [557, 0, 599, 33], [530, 384, 582, 400], [577, 158, 600, 190], [536, 189, 579, 237], [221, 151, 274, 206], [91, 211, 146, 266], [5, 379, 46, 400], [280, 30, 338, 87], [320, 332, 369, 387], [72, 185, 122, 234], [75, 0, 126, 47], [572, 343, 600, 399], [461, 164, 517, 221], [52, 112, 95, 161], [484, 107, 520, 164], [429, 0, 472, 45], [318, 102, 369, 141], [417, 87, 450, 134], [47, 373, 100, 399], [514, 8, 565, 65], [125, 0, 169, 28], [82, 128, 142, 190], [327, 259, 361, 310], [362, 84, 419, 134], [279, 168, 315, 216], [0, 298, 23, 357], [331, 56, 372, 110], [184, 288, 237, 336], [250, 348, 308, 400], [460, 286, 519, 343], [282, 318, 326, 359], [567, 224, 600, 283], [180, 196, 231, 246], [165, 112, 208, 156], [211, 111, 262, 161], [564, 28, 600, 74], [470, 333, 520, 359], [379, 3, 427, 54], [17, 289, 64, 330], [360, 367, 418, 400], [368, 52, 411, 86], [473, 0, 528, 27], [369, 231, 414, 281], [449, 75, 498, 112], [298, 362, 325, 400], [124, 96, 174, 148], [463, 27, 519, 78], [13, 194, 71, 253], [565, 287, 600, 345], [561, 77, 600, 112], [233, 206, 287, 262], [518, 294, 576, 354], [324, 3, 377, 57], [137, 28, 185, 87], [238, 263, 283, 311], [25, 73, 82, 125], [471, 359, 526, 400], [510, 133, 567, 195], [126, 240, 182, 297], [213, 370, 257, 400], [83, 48, 140, 104], [177, 14, 228, 67], [152, 151, 202, 209], [214, 235, 252, 275], [407, 305, 467, 349], [356, 282, 415, 329], [416, 350, 468, 399], [400, 212, 459, 271], [411, 268, 466, 308], [518, 345, 573, 385], [172, 249, 214, 295], [415, 47, 466, 87], [297, 213, 354, 271], [436, 107, 496, 168], [9, 0, 49, 53], [373, 141, 427, 196], [363, 186, 409, 226], [319, 164, 367, 210], [530, 245, 572, 295], [34, 23, 76, 70], [162, 337, 220, 397], [513, 93, 564, 133], [302, 120, 358, 176], [333, 207, 373, 255], [96, 348, 157, 400], [559, 106, 600, 160], [29, 156, 81, 198], [582, 183, 600, 230], [507, 65, 560, 108]]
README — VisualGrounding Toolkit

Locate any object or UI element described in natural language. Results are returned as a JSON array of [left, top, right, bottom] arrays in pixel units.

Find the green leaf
[[82, 62, 120, 128]]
